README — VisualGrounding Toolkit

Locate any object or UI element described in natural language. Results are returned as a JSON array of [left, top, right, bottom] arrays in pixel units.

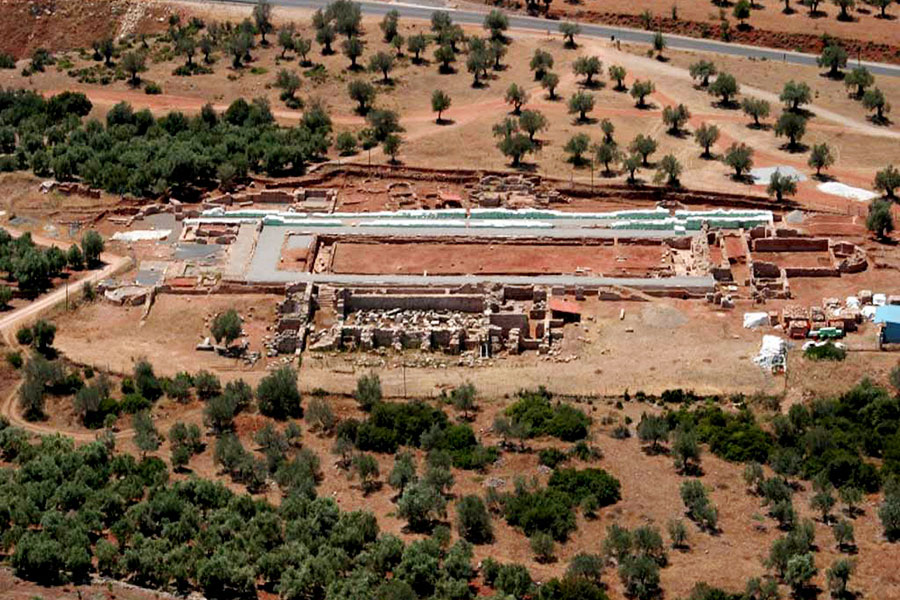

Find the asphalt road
[[215, 0, 900, 77]]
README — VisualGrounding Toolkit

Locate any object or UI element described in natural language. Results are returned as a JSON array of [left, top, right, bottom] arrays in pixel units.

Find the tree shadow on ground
[[730, 173, 755, 184], [780, 142, 810, 153]]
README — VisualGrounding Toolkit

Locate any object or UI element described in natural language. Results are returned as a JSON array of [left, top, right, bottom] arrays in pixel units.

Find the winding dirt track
[[0, 227, 132, 441]]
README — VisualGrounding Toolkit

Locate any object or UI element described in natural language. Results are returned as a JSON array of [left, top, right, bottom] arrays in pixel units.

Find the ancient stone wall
[[345, 293, 485, 313], [751, 237, 829, 252]]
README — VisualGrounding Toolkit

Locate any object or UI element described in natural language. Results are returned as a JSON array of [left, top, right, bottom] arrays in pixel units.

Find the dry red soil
[[495, 0, 900, 63], [0, 0, 169, 60], [329, 240, 669, 275]]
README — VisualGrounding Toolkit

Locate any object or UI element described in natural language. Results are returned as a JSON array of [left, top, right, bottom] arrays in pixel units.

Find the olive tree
[[211, 309, 242, 346], [407, 34, 429, 63], [564, 133, 592, 166], [630, 80, 655, 108], [694, 122, 720, 158], [767, 170, 798, 202], [368, 51, 395, 83], [352, 453, 381, 495], [724, 143, 754, 178], [257, 366, 302, 419], [594, 142, 622, 174], [862, 87, 891, 122], [431, 90, 451, 123], [709, 72, 739, 106], [389, 451, 418, 497], [541, 72, 560, 100], [833, 0, 856, 20], [628, 134, 658, 166], [275, 69, 302, 108], [81, 230, 104, 267], [689, 60, 717, 87], [505, 83, 529, 115], [874, 164, 900, 198], [844, 65, 874, 98], [775, 112, 808, 150], [568, 91, 595, 122], [341, 36, 363, 69], [741, 97, 770, 127], [518, 110, 548, 142], [348, 79, 376, 114], [573, 56, 602, 87], [450, 382, 477, 419], [808, 143, 835, 177], [609, 65, 627, 90], [397, 482, 447, 532], [867, 199, 894, 240], [662, 104, 691, 134], [818, 43, 848, 78], [780, 80, 812, 111], [560, 22, 581, 48], [494, 119, 534, 167], [456, 495, 493, 544], [530, 49, 554, 80]]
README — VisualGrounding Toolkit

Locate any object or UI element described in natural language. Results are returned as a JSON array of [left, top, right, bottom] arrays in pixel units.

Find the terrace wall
[[345, 293, 485, 313], [751, 237, 829, 252]]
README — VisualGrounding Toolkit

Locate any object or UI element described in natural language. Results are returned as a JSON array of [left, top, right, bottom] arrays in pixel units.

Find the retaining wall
[[345, 293, 485, 313], [489, 313, 530, 332], [752, 237, 829, 252]]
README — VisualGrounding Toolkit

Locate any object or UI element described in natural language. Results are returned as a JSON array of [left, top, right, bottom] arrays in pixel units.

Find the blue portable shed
[[874, 306, 900, 345]]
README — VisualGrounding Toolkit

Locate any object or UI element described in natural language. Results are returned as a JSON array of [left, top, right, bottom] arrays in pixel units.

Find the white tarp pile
[[112, 229, 171, 242], [753, 335, 788, 372], [743, 312, 770, 329], [816, 181, 878, 202]]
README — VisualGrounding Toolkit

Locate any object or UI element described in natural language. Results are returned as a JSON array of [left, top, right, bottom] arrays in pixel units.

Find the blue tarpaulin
[[874, 306, 900, 344]]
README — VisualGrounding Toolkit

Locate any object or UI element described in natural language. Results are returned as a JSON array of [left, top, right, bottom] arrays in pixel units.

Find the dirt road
[[0, 225, 131, 440]]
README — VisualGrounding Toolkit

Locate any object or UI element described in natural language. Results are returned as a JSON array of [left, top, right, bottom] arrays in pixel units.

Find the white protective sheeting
[[112, 229, 171, 242], [816, 182, 879, 202], [743, 312, 770, 329], [753, 335, 788, 370]]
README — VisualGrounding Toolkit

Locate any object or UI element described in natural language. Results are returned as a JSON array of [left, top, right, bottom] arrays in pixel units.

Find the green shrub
[[548, 468, 622, 506], [144, 82, 162, 95], [539, 448, 568, 468], [6, 351, 22, 369], [493, 563, 534, 598], [360, 400, 447, 449], [503, 487, 578, 541], [804, 342, 847, 362], [15, 326, 33, 346], [257, 366, 301, 419], [120, 393, 151, 413], [507, 388, 591, 441]]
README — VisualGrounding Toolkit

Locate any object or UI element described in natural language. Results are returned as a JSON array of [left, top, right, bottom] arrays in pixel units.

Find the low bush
[[504, 487, 578, 541], [507, 388, 591, 441], [804, 342, 847, 361], [548, 468, 622, 506], [6, 351, 22, 369], [539, 448, 569, 469], [120, 393, 151, 414]]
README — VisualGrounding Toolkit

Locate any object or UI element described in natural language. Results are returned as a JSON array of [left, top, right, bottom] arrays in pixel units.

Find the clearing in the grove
[[1, 2, 900, 600]]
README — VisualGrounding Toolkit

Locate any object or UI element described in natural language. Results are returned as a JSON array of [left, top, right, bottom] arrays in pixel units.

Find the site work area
[[3, 1, 900, 600]]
